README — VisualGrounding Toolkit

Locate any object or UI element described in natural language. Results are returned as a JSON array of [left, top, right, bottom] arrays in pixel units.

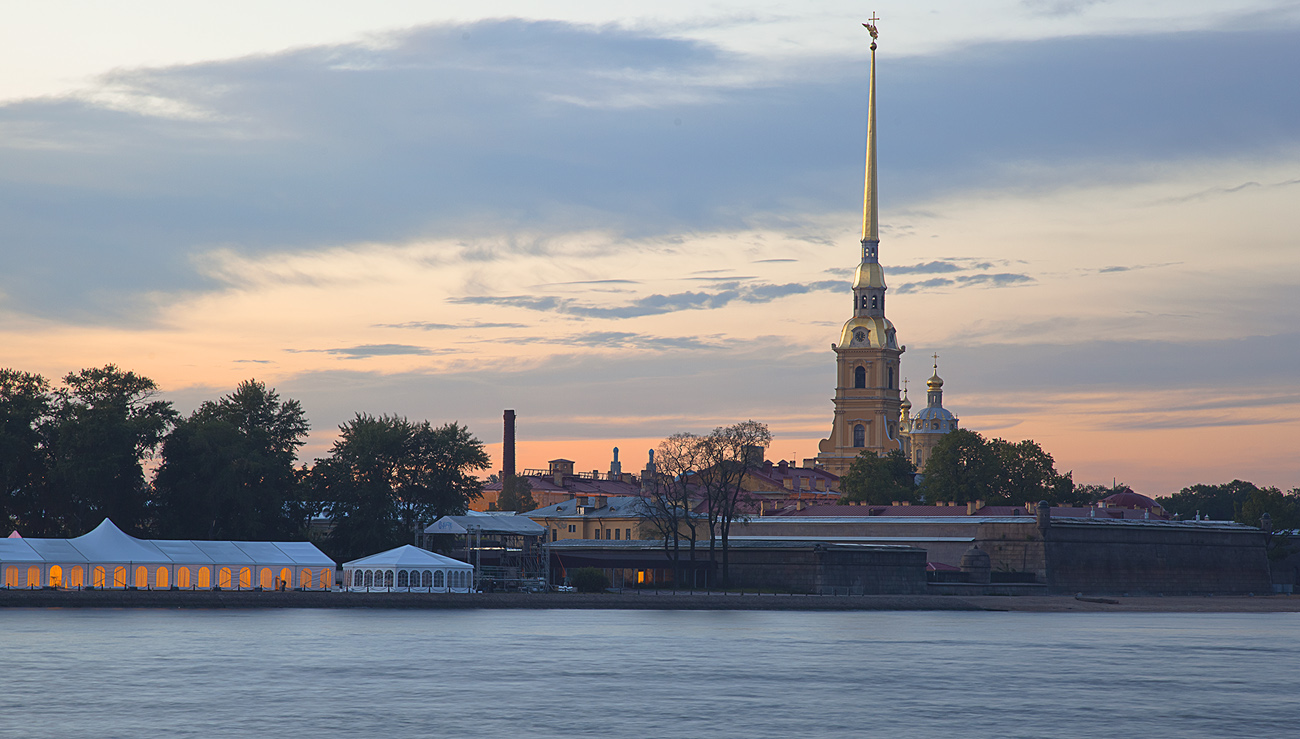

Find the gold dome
[[900, 393, 912, 410], [927, 370, 943, 389]]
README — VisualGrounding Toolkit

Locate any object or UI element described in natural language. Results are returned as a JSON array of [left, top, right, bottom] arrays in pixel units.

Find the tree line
[[0, 366, 489, 563]]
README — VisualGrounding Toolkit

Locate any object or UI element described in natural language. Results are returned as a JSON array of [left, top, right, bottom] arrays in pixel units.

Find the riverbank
[[3, 589, 1299, 612]]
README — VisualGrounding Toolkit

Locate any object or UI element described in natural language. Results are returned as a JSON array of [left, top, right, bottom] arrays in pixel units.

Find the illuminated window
[[853, 424, 865, 448], [398, 570, 409, 587], [135, 565, 148, 588], [50, 565, 63, 588], [156, 567, 169, 589], [434, 571, 444, 588], [854, 366, 866, 389], [218, 568, 232, 588], [260, 568, 273, 589], [197, 567, 211, 588], [114, 567, 127, 588], [177, 567, 191, 588], [321, 570, 330, 589], [68, 566, 84, 588], [301, 569, 312, 589], [94, 567, 106, 588], [27, 565, 41, 587], [239, 567, 251, 589], [384, 571, 394, 587], [281, 567, 293, 589]]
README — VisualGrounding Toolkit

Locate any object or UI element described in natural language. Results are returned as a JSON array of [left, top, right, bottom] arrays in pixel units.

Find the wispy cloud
[[375, 321, 528, 330], [895, 273, 1034, 294], [452, 279, 844, 318], [289, 343, 442, 357]]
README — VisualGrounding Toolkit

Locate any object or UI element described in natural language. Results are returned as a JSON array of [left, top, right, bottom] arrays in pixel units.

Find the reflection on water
[[0, 608, 1297, 738]]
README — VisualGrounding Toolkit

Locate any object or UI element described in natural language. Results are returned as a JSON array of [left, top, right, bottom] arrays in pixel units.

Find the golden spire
[[861, 15, 880, 244]]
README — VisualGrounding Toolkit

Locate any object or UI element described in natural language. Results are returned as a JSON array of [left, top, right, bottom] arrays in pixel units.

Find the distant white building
[[341, 545, 474, 592], [0, 519, 335, 590]]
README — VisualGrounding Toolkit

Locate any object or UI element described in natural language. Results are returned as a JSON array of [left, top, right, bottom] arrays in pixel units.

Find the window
[[218, 568, 232, 589], [871, 295, 878, 309], [626, 528, 632, 540], [595, 528, 601, 539], [299, 569, 311, 588], [853, 424, 865, 448], [114, 566, 128, 588], [353, 570, 363, 587], [552, 529, 558, 541], [859, 294, 868, 309], [239, 567, 251, 589], [568, 525, 576, 533], [887, 367, 894, 389], [28, 566, 40, 587], [422, 571, 432, 587], [197, 567, 211, 588], [134, 565, 149, 588], [398, 570, 409, 587], [384, 571, 394, 587], [157, 567, 169, 589], [854, 366, 866, 389], [434, 571, 445, 588], [50, 565, 63, 588], [94, 566, 106, 588], [364, 570, 373, 587], [68, 566, 83, 588], [281, 567, 293, 589], [614, 528, 621, 540]]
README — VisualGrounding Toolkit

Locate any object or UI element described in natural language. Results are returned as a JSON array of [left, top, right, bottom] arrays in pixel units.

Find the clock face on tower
[[854, 330, 867, 343]]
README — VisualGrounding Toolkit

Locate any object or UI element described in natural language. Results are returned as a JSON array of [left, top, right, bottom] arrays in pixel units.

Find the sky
[[2, 1, 1297, 495]]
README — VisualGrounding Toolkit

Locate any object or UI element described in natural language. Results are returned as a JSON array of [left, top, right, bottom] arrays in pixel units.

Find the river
[[1, 608, 1296, 738]]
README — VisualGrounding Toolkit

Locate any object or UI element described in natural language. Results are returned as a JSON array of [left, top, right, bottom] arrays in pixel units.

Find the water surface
[[1, 609, 1296, 738]]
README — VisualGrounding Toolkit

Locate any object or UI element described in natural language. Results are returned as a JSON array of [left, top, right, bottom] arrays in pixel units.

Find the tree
[[642, 433, 708, 587], [918, 428, 998, 504], [154, 380, 310, 540], [838, 450, 917, 505], [44, 365, 176, 535], [1161, 480, 1262, 522], [0, 369, 52, 533], [696, 420, 771, 586], [496, 475, 537, 512], [988, 438, 1073, 505], [313, 415, 489, 563]]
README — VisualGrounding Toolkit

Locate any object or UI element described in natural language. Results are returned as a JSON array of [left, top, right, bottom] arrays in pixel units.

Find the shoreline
[[2, 589, 1298, 612]]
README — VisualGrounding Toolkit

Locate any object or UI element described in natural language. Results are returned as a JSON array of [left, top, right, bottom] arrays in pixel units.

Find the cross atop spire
[[932, 352, 939, 368]]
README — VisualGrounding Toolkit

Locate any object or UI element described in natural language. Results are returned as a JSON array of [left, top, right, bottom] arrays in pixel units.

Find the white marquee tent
[[0, 519, 336, 590], [342, 545, 475, 592]]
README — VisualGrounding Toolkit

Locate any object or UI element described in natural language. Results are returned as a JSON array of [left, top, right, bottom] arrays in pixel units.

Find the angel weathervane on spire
[[863, 13, 880, 41]]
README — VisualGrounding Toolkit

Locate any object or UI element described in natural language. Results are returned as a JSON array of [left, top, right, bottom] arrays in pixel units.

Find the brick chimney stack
[[503, 410, 516, 482]]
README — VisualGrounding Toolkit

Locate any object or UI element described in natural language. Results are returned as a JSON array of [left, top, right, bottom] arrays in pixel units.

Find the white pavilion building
[[0, 519, 336, 590], [341, 545, 475, 593]]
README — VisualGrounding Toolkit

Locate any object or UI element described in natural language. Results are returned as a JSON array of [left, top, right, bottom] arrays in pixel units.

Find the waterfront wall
[[722, 545, 928, 595]]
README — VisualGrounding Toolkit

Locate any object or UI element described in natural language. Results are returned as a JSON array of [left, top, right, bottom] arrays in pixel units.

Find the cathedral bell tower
[[810, 19, 905, 477]]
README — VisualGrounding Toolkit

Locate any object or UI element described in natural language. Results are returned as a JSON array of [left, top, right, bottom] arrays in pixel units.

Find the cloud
[[1022, 0, 1108, 18], [375, 321, 528, 330], [504, 331, 722, 351], [895, 273, 1034, 294], [452, 279, 844, 318], [289, 343, 441, 357], [1, 20, 1296, 326], [753, 258, 797, 263]]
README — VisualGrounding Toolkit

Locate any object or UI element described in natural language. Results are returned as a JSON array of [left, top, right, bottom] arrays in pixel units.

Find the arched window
[[177, 567, 191, 588], [398, 570, 409, 588], [301, 569, 313, 589], [218, 568, 232, 588], [113, 567, 127, 588], [135, 566, 148, 588], [384, 571, 394, 587], [854, 366, 866, 389], [853, 424, 865, 448], [364, 570, 373, 587], [352, 570, 362, 587], [260, 568, 273, 589], [280, 567, 293, 589], [68, 566, 84, 588], [156, 567, 169, 589], [93, 566, 106, 588], [239, 568, 251, 589], [870, 295, 878, 309], [859, 294, 868, 309], [434, 570, 445, 588], [320, 570, 330, 589], [27, 566, 40, 587], [50, 565, 63, 588], [197, 567, 211, 588], [422, 571, 432, 587], [887, 367, 894, 389]]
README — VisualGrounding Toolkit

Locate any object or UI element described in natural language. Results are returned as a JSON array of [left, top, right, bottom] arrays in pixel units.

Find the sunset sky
[[2, 1, 1297, 494]]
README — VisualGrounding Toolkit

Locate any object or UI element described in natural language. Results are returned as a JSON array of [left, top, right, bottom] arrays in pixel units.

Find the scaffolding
[[422, 513, 549, 592]]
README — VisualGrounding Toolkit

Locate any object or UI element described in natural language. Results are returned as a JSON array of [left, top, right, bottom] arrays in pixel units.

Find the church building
[[809, 25, 906, 478]]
